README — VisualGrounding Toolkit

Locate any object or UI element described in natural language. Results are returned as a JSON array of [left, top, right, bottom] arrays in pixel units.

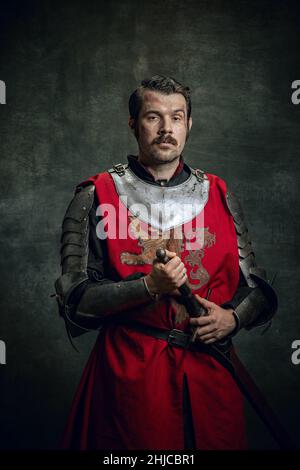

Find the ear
[[128, 117, 135, 131], [188, 116, 192, 131]]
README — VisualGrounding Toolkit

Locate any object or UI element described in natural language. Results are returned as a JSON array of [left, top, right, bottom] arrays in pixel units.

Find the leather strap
[[118, 321, 234, 373]]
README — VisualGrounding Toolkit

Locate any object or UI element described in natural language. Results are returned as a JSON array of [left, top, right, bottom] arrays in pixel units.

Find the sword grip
[[155, 248, 207, 318]]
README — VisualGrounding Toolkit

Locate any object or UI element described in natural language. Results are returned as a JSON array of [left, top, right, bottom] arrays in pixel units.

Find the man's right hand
[[144, 249, 188, 296]]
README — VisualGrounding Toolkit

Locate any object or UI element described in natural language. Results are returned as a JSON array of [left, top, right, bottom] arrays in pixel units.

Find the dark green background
[[0, 0, 299, 449]]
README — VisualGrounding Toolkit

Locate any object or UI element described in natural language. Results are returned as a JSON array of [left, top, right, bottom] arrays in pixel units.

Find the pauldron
[[226, 190, 278, 331]]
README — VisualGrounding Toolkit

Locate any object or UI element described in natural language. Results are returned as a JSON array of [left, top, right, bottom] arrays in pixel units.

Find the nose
[[158, 116, 173, 135]]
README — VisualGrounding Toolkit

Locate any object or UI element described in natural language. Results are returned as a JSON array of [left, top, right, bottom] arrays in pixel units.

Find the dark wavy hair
[[128, 75, 191, 137]]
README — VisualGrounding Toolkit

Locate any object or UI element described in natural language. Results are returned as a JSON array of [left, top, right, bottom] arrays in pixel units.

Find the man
[[55, 75, 277, 450]]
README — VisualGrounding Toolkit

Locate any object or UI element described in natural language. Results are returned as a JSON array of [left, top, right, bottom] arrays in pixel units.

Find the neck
[[137, 156, 181, 181]]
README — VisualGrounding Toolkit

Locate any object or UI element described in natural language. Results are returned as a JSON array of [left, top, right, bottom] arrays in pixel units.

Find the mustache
[[153, 135, 177, 145]]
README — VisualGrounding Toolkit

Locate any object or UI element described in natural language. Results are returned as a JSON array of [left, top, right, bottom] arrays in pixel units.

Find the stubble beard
[[148, 146, 180, 165]]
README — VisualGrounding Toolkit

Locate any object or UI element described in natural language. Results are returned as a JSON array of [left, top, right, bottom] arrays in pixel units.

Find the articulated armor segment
[[60, 184, 94, 274], [55, 182, 154, 338], [226, 190, 278, 331]]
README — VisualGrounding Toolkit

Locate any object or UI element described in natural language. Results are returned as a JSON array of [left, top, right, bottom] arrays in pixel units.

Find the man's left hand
[[189, 295, 237, 344]]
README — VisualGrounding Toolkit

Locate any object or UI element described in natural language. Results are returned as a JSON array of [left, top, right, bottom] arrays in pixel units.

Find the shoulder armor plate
[[66, 184, 95, 223]]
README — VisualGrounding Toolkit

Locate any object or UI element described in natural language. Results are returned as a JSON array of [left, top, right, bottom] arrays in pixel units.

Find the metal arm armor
[[54, 183, 95, 336], [54, 182, 154, 338], [226, 190, 278, 331]]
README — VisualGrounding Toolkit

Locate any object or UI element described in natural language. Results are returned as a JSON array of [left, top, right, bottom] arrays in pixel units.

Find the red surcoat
[[62, 170, 246, 450]]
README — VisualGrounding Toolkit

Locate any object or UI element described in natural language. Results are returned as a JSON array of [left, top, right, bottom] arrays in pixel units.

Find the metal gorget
[[109, 165, 209, 231]]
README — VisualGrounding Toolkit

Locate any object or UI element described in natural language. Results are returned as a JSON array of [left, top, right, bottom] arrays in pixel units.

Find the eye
[[173, 116, 182, 121]]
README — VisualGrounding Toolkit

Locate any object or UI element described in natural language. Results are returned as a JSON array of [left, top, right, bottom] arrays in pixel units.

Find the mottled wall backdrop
[[0, 0, 299, 449]]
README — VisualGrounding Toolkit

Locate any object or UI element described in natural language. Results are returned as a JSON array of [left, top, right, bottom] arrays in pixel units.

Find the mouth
[[156, 142, 174, 147]]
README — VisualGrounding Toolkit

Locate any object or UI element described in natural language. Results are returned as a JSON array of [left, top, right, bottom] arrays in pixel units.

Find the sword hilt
[[155, 248, 208, 318]]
